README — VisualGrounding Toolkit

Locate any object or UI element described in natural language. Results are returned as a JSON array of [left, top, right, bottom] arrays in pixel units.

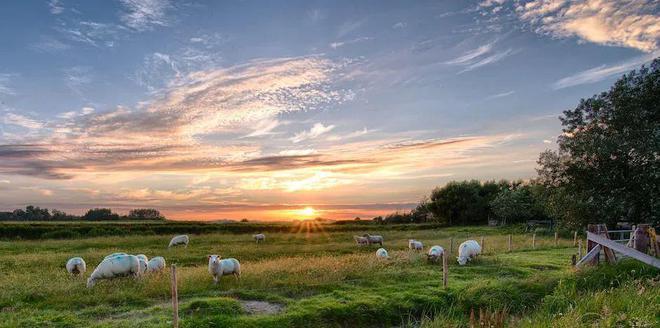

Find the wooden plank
[[442, 253, 448, 289], [171, 264, 179, 328], [576, 244, 601, 268], [587, 232, 660, 269]]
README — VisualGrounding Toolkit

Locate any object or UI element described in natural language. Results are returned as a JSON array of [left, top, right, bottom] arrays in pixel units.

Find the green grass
[[0, 225, 656, 327]]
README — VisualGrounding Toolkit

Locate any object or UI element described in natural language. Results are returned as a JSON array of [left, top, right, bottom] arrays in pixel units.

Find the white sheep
[[168, 235, 189, 248], [457, 240, 482, 265], [354, 235, 369, 246], [147, 256, 166, 273], [104, 252, 127, 259], [253, 233, 266, 243], [136, 254, 148, 274], [427, 245, 445, 263], [87, 254, 141, 288], [375, 248, 389, 259], [207, 255, 241, 284], [66, 257, 86, 276], [408, 239, 423, 251], [363, 234, 384, 246]]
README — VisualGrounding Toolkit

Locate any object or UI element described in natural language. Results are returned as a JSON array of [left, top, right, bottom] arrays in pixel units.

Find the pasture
[[0, 224, 657, 327]]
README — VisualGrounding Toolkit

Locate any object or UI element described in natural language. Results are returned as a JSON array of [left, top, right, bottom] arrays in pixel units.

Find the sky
[[0, 0, 658, 221]]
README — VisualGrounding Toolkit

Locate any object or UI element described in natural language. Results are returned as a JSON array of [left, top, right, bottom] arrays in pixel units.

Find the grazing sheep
[[66, 257, 86, 276], [408, 239, 423, 251], [457, 240, 481, 265], [104, 252, 127, 259], [375, 248, 389, 259], [427, 245, 445, 263], [87, 254, 141, 288], [207, 255, 241, 284], [136, 254, 148, 274], [354, 235, 369, 246], [253, 233, 266, 243], [363, 234, 384, 246], [147, 256, 166, 273], [168, 235, 189, 248]]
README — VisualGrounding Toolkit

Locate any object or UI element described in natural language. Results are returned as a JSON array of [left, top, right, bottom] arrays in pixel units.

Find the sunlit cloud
[[290, 123, 336, 143], [3, 113, 43, 130], [119, 0, 173, 31], [553, 52, 658, 89]]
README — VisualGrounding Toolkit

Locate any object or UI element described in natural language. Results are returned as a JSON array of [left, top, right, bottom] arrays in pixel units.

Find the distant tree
[[240, 218, 249, 222], [537, 58, 660, 226], [372, 216, 384, 224], [83, 208, 119, 221], [127, 208, 164, 220], [427, 180, 504, 226], [354, 217, 361, 221]]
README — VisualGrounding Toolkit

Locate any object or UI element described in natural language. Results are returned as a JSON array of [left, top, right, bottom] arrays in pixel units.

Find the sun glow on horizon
[[296, 206, 316, 218]]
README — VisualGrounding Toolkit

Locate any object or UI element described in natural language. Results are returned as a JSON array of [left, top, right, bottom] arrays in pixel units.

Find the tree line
[[376, 58, 659, 229], [0, 206, 165, 221]]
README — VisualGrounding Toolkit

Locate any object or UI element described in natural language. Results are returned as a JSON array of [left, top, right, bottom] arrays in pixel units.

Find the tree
[[83, 208, 119, 221], [427, 180, 503, 226], [127, 208, 164, 220], [537, 58, 660, 226]]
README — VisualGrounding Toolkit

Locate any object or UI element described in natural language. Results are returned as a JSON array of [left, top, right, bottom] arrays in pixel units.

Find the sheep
[[168, 235, 189, 248], [457, 240, 481, 265], [427, 245, 445, 263], [87, 254, 141, 288], [136, 254, 148, 274], [408, 239, 423, 251], [375, 248, 389, 259], [354, 235, 369, 246], [363, 234, 384, 246], [66, 257, 86, 276], [147, 256, 166, 273], [104, 252, 127, 259], [207, 255, 241, 284], [253, 233, 266, 243]]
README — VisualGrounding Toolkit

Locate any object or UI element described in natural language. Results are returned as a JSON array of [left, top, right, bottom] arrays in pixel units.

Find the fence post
[[573, 231, 578, 246], [578, 239, 583, 259], [442, 253, 448, 289], [449, 237, 453, 255], [480, 236, 484, 253], [508, 234, 512, 252], [532, 233, 536, 249], [554, 232, 558, 247], [171, 264, 179, 328]]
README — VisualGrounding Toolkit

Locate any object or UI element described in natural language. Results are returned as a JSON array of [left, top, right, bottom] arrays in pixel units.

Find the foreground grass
[[0, 226, 656, 327]]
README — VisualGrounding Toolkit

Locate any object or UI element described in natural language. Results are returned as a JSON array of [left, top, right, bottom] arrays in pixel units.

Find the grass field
[[0, 224, 657, 327]]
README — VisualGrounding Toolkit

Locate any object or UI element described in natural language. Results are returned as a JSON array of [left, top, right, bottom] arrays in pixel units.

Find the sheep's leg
[[213, 276, 218, 284], [233, 272, 240, 281]]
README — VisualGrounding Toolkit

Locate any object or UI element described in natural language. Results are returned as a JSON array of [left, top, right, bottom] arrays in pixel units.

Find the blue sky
[[0, 0, 658, 220]]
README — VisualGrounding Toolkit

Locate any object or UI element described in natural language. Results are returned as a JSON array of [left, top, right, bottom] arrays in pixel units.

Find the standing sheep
[[146, 256, 166, 273], [375, 248, 389, 259], [408, 239, 423, 251], [207, 255, 241, 284], [136, 254, 148, 274], [457, 240, 481, 265], [427, 246, 445, 263], [66, 257, 86, 276], [253, 233, 266, 243], [168, 235, 189, 248], [354, 235, 369, 246], [87, 254, 141, 288], [363, 234, 384, 246]]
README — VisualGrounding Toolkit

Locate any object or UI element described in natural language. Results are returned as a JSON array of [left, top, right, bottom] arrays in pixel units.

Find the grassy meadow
[[0, 223, 657, 327]]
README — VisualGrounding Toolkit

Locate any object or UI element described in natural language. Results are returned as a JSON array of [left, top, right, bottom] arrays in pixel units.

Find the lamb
[[87, 254, 141, 288], [66, 257, 86, 276], [253, 233, 266, 243], [427, 245, 445, 263], [363, 234, 384, 246], [354, 235, 369, 246], [457, 240, 481, 265], [147, 256, 166, 273], [207, 255, 241, 284], [375, 248, 389, 259], [136, 254, 148, 274], [168, 235, 189, 248], [408, 239, 423, 251]]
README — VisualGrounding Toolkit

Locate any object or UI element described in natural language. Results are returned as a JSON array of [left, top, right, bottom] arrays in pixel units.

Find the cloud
[[119, 0, 172, 31], [446, 43, 494, 65], [330, 37, 373, 49], [515, 0, 659, 52], [392, 22, 407, 29], [49, 0, 64, 14], [3, 113, 44, 130], [552, 52, 658, 89], [337, 19, 366, 38], [291, 123, 336, 143], [485, 90, 515, 99], [242, 119, 281, 138], [56, 21, 120, 47], [446, 41, 516, 73], [30, 37, 70, 53], [0, 74, 16, 96], [63, 66, 92, 95], [326, 127, 370, 141]]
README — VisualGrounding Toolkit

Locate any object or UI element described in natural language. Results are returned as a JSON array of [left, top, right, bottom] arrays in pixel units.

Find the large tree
[[538, 58, 660, 226]]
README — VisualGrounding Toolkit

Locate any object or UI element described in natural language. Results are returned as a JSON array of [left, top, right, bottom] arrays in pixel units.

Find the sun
[[298, 206, 316, 217]]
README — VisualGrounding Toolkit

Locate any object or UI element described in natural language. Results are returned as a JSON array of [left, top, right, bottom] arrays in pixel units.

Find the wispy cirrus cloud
[[513, 0, 659, 52], [0, 74, 16, 96], [3, 113, 44, 130], [119, 0, 173, 31], [552, 52, 658, 89], [48, 0, 64, 15], [291, 123, 336, 143], [446, 41, 516, 73]]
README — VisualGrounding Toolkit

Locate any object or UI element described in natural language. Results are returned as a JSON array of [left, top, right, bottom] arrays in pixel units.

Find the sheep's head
[[207, 255, 221, 265], [457, 256, 468, 265], [86, 278, 95, 288]]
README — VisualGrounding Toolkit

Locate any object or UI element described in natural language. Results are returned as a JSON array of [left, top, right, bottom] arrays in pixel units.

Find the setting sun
[[298, 207, 316, 217]]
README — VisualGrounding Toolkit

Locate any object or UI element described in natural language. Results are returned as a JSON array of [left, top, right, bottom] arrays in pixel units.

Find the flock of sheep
[[356, 234, 482, 265], [65, 232, 482, 288]]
